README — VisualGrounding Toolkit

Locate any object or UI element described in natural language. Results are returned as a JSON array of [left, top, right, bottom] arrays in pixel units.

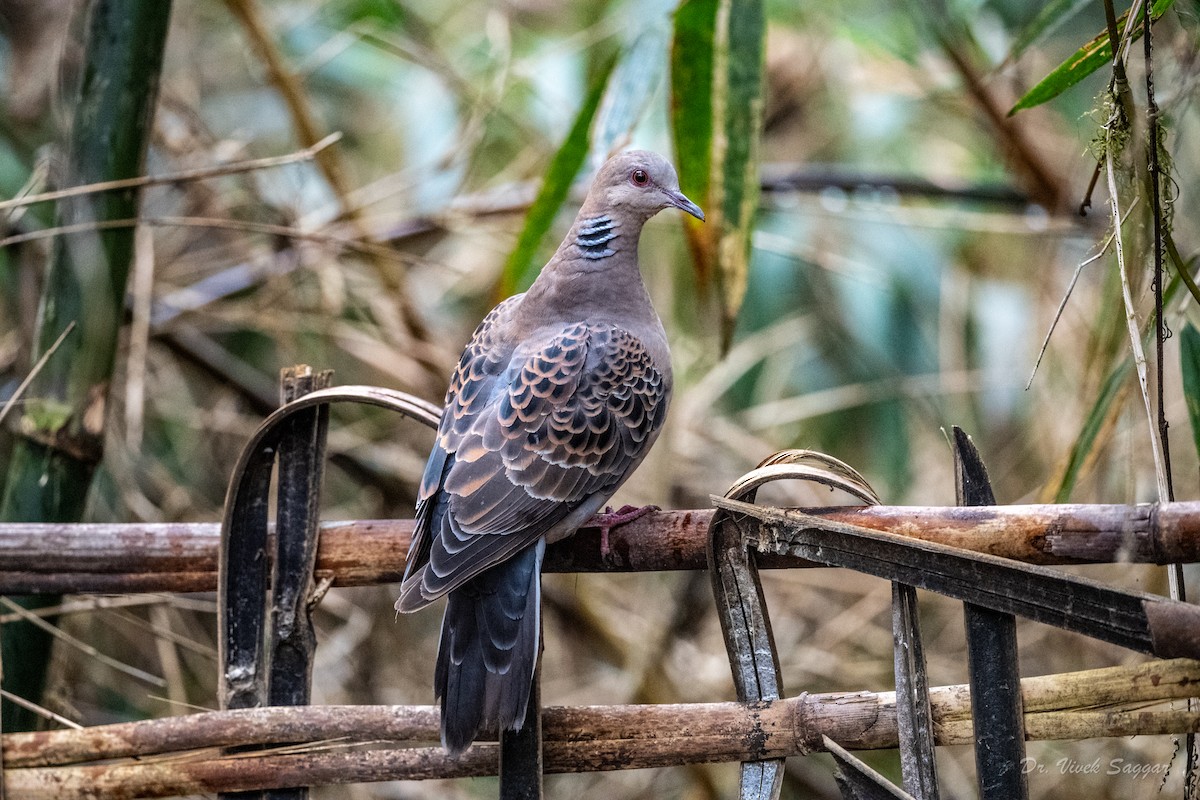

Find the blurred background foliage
[[2, 0, 1200, 797]]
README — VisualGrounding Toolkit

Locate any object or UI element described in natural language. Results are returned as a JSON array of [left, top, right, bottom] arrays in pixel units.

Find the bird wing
[[398, 303, 669, 609]]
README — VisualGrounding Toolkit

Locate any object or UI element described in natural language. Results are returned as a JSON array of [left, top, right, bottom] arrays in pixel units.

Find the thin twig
[[1079, 162, 1102, 216], [1102, 0, 1129, 87], [124, 227, 154, 451], [220, 0, 352, 209], [761, 167, 1029, 206], [0, 595, 215, 626], [221, 0, 433, 352], [1145, 0, 1178, 526], [0, 133, 342, 214], [1081, 0, 1153, 215], [1105, 145, 1170, 501], [0, 598, 166, 689], [352, 24, 538, 148], [0, 216, 418, 264], [0, 322, 77, 429], [1026, 206, 1135, 389], [1098, 0, 1172, 503], [1145, 7, 1195, 790], [107, 609, 216, 659], [0, 690, 81, 730], [148, 606, 187, 715], [934, 31, 1065, 211], [741, 368, 994, 429], [2, 155, 49, 225]]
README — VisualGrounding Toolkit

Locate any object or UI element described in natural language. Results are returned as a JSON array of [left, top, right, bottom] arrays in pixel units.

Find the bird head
[[594, 150, 705, 222]]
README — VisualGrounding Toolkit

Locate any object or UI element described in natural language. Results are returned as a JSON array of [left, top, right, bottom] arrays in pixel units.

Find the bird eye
[[630, 169, 649, 187]]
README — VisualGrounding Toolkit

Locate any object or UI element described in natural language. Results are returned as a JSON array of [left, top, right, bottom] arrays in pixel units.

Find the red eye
[[630, 168, 649, 187]]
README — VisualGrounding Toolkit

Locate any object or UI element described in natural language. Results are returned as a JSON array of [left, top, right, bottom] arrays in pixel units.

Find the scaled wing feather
[[399, 305, 668, 610]]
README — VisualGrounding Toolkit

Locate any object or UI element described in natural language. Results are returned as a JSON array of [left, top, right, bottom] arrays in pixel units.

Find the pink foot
[[587, 504, 660, 558]]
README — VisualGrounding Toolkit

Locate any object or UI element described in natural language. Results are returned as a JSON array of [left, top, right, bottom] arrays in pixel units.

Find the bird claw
[[588, 504, 660, 558]]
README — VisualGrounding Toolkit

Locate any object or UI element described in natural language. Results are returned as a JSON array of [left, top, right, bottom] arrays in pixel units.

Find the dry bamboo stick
[[2, 501, 1199, 594], [0, 134, 342, 213], [5, 660, 1199, 798]]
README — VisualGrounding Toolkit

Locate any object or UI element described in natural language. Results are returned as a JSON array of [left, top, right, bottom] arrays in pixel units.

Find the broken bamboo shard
[[826, 735, 916, 800], [713, 497, 1200, 661], [953, 426, 1026, 800]]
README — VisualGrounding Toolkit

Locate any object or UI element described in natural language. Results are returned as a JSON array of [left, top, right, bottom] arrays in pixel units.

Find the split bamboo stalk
[[2, 501, 1200, 594]]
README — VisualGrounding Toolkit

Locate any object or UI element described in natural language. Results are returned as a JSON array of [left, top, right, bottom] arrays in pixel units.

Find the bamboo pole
[[4, 660, 1199, 798], [0, 0, 173, 731], [2, 501, 1200, 594]]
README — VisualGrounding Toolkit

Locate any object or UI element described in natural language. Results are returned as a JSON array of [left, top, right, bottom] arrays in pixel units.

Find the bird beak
[[665, 190, 705, 221]]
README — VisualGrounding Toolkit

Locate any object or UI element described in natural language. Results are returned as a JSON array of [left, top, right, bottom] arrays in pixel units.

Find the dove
[[396, 150, 704, 755]]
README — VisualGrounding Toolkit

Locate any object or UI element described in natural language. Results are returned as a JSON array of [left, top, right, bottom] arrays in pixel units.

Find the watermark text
[[1020, 757, 1168, 780]]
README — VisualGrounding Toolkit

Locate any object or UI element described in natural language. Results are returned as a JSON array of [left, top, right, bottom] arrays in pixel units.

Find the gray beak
[[666, 190, 705, 222]]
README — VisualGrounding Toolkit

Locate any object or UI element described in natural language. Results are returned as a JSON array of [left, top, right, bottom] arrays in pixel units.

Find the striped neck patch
[[575, 215, 619, 260]]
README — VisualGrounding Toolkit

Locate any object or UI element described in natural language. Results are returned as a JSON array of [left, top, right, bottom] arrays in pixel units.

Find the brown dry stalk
[[937, 35, 1067, 212], [4, 501, 1200, 594], [5, 660, 1199, 797]]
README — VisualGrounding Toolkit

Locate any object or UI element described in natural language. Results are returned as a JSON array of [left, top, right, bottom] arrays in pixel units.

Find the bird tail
[[435, 538, 545, 755]]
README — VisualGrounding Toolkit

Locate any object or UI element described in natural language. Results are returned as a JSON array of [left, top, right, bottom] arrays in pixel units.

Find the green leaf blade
[[1009, 26, 1118, 115], [1180, 322, 1200, 461], [1053, 358, 1128, 503], [1009, 0, 1176, 115], [499, 54, 619, 296], [670, 0, 765, 350], [714, 0, 766, 347], [594, 23, 671, 158], [670, 0, 717, 216]]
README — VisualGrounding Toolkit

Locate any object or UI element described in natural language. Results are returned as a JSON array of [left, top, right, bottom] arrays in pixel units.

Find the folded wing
[[398, 304, 669, 610]]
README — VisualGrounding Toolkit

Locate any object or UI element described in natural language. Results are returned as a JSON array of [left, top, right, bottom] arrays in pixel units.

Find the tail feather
[[435, 539, 545, 755]]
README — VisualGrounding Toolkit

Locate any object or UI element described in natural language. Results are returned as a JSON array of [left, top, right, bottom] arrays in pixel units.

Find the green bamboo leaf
[[1053, 358, 1128, 503], [1180, 323, 1200, 460], [670, 0, 765, 350], [671, 0, 716, 226], [1148, 0, 1174, 18], [593, 22, 671, 158], [499, 53, 618, 296], [1009, 0, 1175, 115], [715, 0, 765, 347]]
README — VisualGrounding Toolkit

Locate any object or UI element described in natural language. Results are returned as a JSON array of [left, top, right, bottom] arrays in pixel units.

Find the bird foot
[[588, 504, 660, 558]]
